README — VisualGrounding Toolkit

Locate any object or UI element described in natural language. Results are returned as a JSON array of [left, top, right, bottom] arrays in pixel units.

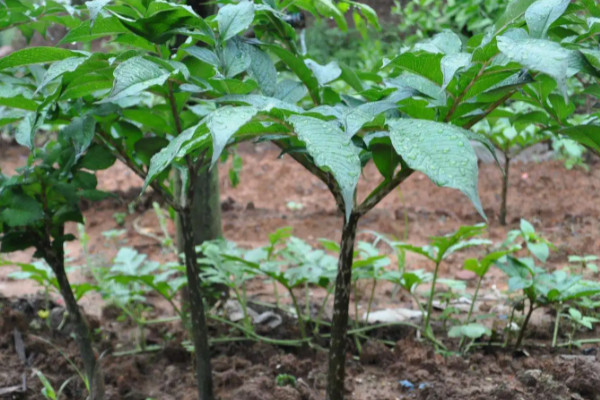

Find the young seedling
[[497, 223, 600, 349], [393, 224, 490, 344], [94, 247, 185, 352], [568, 255, 599, 274], [456, 246, 519, 351], [33, 369, 76, 400]]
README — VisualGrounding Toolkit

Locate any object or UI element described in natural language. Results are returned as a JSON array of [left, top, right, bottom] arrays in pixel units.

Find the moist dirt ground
[[1, 141, 600, 399]]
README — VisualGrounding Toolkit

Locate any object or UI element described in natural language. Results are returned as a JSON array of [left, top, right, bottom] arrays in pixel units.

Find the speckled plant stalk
[[327, 213, 359, 400]]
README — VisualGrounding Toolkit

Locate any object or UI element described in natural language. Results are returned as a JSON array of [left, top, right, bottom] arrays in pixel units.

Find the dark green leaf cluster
[[0, 138, 113, 254]]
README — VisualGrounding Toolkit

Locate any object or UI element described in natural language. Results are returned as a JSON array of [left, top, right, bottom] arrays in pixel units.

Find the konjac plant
[[2, 0, 600, 400], [0, 137, 110, 399]]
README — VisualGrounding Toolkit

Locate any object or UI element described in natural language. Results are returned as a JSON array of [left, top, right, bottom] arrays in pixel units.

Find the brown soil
[[2, 293, 600, 400], [1, 141, 600, 399]]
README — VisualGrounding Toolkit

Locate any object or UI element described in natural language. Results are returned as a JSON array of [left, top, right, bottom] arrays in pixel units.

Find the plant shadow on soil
[[2, 142, 600, 399]]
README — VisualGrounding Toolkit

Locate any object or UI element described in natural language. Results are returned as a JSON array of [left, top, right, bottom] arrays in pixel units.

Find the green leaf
[[144, 124, 205, 190], [448, 323, 490, 339], [304, 59, 341, 86], [0, 47, 83, 70], [495, 0, 538, 33], [343, 101, 397, 136], [288, 115, 361, 220], [78, 143, 116, 170], [100, 56, 171, 103], [217, 0, 255, 42], [86, 0, 112, 24], [0, 232, 39, 253], [339, 63, 364, 92], [268, 45, 319, 104], [37, 56, 87, 93], [61, 115, 96, 156], [441, 52, 472, 90], [528, 242, 549, 263], [559, 125, 600, 154], [184, 46, 220, 67], [275, 79, 308, 103], [371, 141, 401, 180], [59, 16, 128, 43], [16, 111, 42, 149], [387, 119, 484, 219], [416, 30, 463, 55], [525, 0, 570, 39], [387, 51, 444, 86], [497, 36, 572, 100], [34, 370, 56, 399], [0, 194, 44, 227], [223, 38, 251, 78], [217, 94, 302, 114], [0, 96, 38, 111], [313, 0, 346, 31], [116, 5, 203, 44], [247, 45, 277, 96], [134, 137, 169, 166], [520, 219, 536, 235], [206, 106, 258, 166]]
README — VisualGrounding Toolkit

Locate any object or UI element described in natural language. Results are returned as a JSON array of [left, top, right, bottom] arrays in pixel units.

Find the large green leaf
[[16, 111, 43, 149], [205, 106, 258, 166], [0, 47, 83, 70], [559, 125, 600, 154], [275, 80, 307, 103], [222, 38, 251, 78], [387, 51, 444, 86], [495, 0, 538, 33], [267, 45, 320, 104], [61, 115, 96, 157], [441, 53, 472, 90], [247, 45, 277, 96], [185, 46, 220, 67], [525, 0, 570, 38], [37, 56, 87, 92], [313, 0, 347, 31], [0, 194, 44, 227], [217, 0, 255, 42], [0, 96, 37, 111], [497, 36, 572, 100], [387, 119, 484, 218], [343, 101, 397, 136], [59, 17, 128, 43], [144, 124, 204, 190], [116, 5, 202, 44], [86, 0, 112, 24], [415, 30, 463, 55], [304, 59, 341, 86], [216, 94, 303, 114], [79, 143, 116, 170], [288, 115, 361, 220], [100, 56, 171, 103]]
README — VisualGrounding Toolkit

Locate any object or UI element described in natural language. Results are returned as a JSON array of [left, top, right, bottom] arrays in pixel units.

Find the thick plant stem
[[326, 213, 359, 400], [46, 244, 104, 400], [176, 168, 226, 301], [499, 154, 510, 226], [179, 209, 214, 400]]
